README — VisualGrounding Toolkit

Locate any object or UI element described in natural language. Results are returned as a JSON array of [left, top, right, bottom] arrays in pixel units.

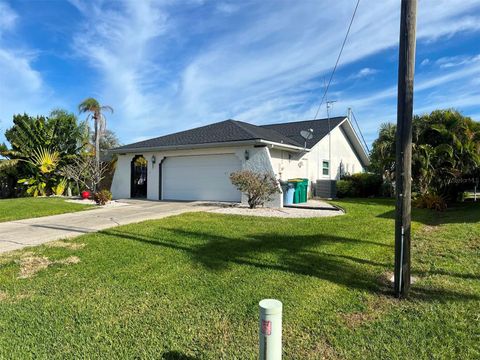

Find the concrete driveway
[[0, 200, 219, 254]]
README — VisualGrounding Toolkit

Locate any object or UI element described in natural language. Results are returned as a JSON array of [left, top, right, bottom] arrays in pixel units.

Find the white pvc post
[[259, 299, 282, 360]]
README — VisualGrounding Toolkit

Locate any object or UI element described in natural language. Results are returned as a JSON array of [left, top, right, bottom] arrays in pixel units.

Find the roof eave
[[258, 139, 309, 152], [110, 139, 306, 154], [339, 119, 370, 166]]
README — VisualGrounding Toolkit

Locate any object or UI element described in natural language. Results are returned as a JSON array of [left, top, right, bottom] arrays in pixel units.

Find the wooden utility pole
[[394, 0, 417, 298]]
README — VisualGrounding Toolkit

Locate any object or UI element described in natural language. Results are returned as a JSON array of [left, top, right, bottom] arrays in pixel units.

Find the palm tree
[[369, 123, 396, 181], [78, 98, 113, 165]]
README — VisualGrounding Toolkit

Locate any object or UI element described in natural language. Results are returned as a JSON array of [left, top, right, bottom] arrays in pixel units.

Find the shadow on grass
[[334, 198, 395, 207], [162, 351, 198, 360], [101, 227, 479, 302], [377, 202, 480, 225]]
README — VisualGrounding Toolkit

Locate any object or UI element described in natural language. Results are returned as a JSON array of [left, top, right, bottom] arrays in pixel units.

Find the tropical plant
[[17, 147, 61, 197], [413, 193, 447, 211], [52, 178, 68, 196], [78, 98, 113, 165], [369, 109, 480, 201], [93, 189, 112, 205], [1, 110, 87, 198], [3, 111, 87, 165], [229, 170, 280, 209], [17, 177, 47, 197], [29, 147, 60, 174], [0, 163, 17, 198], [369, 123, 396, 181], [413, 143, 454, 195]]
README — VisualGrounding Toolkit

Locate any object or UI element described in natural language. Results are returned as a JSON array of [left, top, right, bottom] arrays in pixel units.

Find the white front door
[[162, 154, 242, 202]]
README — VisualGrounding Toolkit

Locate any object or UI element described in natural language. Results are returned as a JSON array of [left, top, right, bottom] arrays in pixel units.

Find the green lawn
[[0, 199, 478, 359], [0, 197, 93, 222]]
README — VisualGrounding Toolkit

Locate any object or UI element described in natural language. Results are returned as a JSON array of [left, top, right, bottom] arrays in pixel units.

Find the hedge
[[336, 173, 383, 198]]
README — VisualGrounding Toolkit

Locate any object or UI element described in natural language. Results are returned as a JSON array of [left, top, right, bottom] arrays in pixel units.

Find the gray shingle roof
[[114, 117, 346, 151], [261, 116, 345, 149]]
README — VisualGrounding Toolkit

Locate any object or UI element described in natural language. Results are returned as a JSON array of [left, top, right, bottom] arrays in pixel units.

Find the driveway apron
[[0, 200, 217, 254]]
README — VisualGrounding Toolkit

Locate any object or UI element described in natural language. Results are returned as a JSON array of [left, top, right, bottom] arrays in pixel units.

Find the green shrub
[[93, 189, 112, 206], [336, 180, 353, 198], [337, 173, 383, 198], [230, 170, 280, 209], [413, 193, 447, 211]]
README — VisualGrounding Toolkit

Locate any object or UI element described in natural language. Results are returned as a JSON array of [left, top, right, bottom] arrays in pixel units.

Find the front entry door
[[131, 156, 147, 198]]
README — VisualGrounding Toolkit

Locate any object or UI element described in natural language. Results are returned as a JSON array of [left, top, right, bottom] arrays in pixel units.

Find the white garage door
[[162, 154, 242, 202]]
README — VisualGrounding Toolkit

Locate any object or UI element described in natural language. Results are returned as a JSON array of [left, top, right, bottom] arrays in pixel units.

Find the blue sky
[[0, 0, 479, 148]]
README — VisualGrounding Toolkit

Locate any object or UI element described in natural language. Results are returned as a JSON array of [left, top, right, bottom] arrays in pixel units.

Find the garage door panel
[[163, 154, 241, 202]]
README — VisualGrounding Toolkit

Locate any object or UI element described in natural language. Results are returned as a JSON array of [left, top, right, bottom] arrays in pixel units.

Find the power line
[[351, 110, 370, 153], [313, 0, 361, 120]]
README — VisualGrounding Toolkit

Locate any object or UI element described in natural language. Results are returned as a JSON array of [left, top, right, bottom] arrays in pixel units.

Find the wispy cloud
[[0, 1, 51, 138], [420, 58, 430, 66], [172, 0, 480, 130], [435, 54, 480, 68], [3, 0, 480, 147], [0, 1, 17, 34], [334, 59, 480, 143], [70, 0, 170, 133], [349, 67, 378, 79]]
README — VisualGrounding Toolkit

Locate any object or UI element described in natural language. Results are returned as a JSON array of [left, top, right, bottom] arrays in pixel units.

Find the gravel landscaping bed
[[65, 199, 129, 207], [209, 205, 343, 218]]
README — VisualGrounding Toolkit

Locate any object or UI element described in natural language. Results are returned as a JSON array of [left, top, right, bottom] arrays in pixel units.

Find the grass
[[0, 197, 93, 222], [0, 199, 478, 359]]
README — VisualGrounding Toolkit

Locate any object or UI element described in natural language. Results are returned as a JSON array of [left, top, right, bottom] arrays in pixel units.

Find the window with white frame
[[322, 160, 330, 176]]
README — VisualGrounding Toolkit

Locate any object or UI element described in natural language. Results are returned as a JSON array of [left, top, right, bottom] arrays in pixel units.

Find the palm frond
[[29, 147, 60, 174], [100, 105, 113, 113], [0, 159, 20, 170]]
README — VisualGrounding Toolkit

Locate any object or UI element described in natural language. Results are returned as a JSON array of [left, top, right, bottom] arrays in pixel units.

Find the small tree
[[230, 170, 280, 209], [61, 155, 109, 193]]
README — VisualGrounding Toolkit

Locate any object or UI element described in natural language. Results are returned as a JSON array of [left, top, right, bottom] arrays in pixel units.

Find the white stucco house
[[110, 116, 369, 207]]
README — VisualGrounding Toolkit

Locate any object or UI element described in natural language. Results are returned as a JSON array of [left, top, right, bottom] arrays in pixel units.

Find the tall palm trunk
[[94, 111, 100, 166]]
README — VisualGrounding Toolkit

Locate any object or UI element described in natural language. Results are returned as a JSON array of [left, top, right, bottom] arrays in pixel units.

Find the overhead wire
[[312, 0, 361, 120], [351, 109, 370, 153]]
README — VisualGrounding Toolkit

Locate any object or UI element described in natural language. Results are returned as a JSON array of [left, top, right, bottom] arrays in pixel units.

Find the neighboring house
[[110, 116, 369, 207]]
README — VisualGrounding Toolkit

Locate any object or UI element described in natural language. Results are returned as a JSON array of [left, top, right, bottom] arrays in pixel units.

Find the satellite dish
[[300, 130, 314, 140], [300, 129, 314, 149]]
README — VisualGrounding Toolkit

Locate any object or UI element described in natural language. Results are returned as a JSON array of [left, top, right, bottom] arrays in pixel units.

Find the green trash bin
[[287, 179, 310, 203], [301, 179, 309, 203]]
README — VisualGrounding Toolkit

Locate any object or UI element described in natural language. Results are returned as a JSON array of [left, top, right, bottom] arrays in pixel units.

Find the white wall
[[111, 154, 135, 199], [270, 148, 309, 181], [269, 124, 365, 196], [311, 125, 364, 181], [243, 146, 283, 208], [111, 145, 283, 207], [110, 124, 364, 205]]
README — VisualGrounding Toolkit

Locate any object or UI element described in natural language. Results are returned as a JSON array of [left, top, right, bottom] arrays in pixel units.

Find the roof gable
[[261, 117, 346, 149]]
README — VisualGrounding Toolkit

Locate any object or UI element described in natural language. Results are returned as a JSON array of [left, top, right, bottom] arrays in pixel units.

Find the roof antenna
[[300, 128, 314, 149], [326, 100, 337, 181]]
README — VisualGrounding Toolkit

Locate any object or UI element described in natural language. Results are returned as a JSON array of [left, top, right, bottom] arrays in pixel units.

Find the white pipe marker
[[259, 299, 282, 360]]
